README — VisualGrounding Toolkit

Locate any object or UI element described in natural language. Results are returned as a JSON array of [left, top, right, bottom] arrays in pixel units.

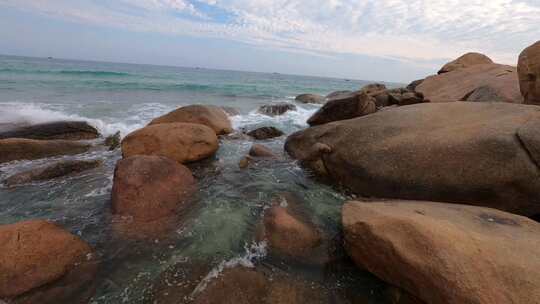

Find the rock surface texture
[[438, 52, 493, 74], [518, 41, 540, 105], [149, 105, 233, 135]]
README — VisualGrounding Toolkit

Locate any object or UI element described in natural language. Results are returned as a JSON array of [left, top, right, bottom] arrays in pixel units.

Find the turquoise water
[[0, 55, 394, 303]]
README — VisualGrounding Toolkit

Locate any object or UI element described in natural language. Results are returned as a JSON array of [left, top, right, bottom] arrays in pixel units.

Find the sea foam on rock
[[149, 105, 233, 135], [258, 103, 297, 116], [518, 40, 540, 105]]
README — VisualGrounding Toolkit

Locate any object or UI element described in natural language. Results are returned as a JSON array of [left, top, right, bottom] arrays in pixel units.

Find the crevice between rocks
[[515, 132, 540, 174]]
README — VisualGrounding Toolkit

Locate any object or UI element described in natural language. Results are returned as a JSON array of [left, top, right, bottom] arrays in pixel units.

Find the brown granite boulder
[[416, 63, 522, 103], [286, 102, 540, 217], [121, 123, 218, 164], [149, 105, 233, 135], [295, 94, 325, 104], [247, 126, 284, 140], [307, 91, 377, 126], [0, 121, 99, 140], [3, 159, 102, 187], [258, 103, 297, 116], [0, 138, 91, 164], [360, 83, 387, 95], [343, 200, 540, 304], [0, 220, 97, 304], [518, 41, 540, 105], [438, 52, 493, 74]]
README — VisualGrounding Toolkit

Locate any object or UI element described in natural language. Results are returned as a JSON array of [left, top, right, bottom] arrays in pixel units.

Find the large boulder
[[295, 94, 325, 104], [0, 139, 91, 164], [4, 159, 102, 187], [438, 52, 493, 74], [416, 63, 522, 103], [121, 123, 218, 164], [307, 91, 377, 126], [148, 105, 233, 135], [285, 102, 540, 217], [0, 121, 99, 140], [258, 103, 297, 116], [518, 41, 540, 105], [0, 220, 97, 303], [343, 200, 540, 304], [111, 155, 196, 232]]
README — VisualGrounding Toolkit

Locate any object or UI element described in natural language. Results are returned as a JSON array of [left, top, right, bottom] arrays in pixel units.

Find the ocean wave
[[0, 68, 132, 77]]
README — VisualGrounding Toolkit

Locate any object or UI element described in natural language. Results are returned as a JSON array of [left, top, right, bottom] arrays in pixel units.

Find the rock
[[111, 155, 196, 226], [295, 94, 325, 104], [0, 121, 99, 141], [0, 220, 97, 303], [463, 85, 507, 102], [4, 159, 102, 187], [258, 103, 297, 116], [221, 106, 240, 116], [285, 102, 540, 217], [104, 131, 121, 151], [360, 83, 387, 95], [518, 41, 540, 105], [438, 52, 493, 74], [247, 126, 284, 140], [326, 90, 352, 99], [238, 156, 252, 169], [249, 144, 277, 158], [0, 139, 91, 164], [149, 105, 233, 135], [343, 200, 540, 304], [386, 88, 425, 106], [406, 79, 424, 91], [307, 91, 377, 126], [417, 63, 522, 103], [121, 123, 218, 164]]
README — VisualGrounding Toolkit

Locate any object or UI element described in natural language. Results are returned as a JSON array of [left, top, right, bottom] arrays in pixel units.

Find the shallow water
[[0, 55, 396, 303]]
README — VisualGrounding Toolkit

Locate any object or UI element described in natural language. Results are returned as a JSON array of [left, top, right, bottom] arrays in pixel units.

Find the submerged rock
[[0, 121, 99, 141], [0, 220, 97, 304], [343, 200, 540, 304], [258, 103, 297, 116], [249, 144, 277, 158], [438, 52, 493, 74], [149, 105, 233, 135], [286, 102, 540, 217], [307, 91, 377, 126], [0, 138, 91, 164], [121, 123, 218, 164], [4, 159, 102, 187], [104, 131, 121, 151], [518, 40, 540, 105], [247, 126, 284, 140], [295, 94, 325, 104]]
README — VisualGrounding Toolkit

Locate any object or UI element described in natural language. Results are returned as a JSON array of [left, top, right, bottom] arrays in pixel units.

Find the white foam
[[230, 103, 319, 130]]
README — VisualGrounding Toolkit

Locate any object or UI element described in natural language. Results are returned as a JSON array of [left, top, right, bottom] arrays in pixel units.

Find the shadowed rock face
[[307, 91, 377, 126], [149, 105, 233, 135], [438, 52, 493, 74], [0, 220, 97, 304], [343, 200, 540, 304], [0, 138, 91, 164], [247, 126, 284, 140], [286, 102, 540, 216], [518, 41, 540, 105], [0, 121, 99, 140]]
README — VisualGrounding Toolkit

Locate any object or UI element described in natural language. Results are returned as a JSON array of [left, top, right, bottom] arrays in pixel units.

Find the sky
[[0, 0, 539, 82]]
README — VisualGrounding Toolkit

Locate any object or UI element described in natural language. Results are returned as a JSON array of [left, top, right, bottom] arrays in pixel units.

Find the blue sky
[[0, 0, 539, 82]]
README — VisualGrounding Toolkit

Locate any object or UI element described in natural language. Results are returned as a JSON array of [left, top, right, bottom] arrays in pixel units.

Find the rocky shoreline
[[1, 40, 539, 303]]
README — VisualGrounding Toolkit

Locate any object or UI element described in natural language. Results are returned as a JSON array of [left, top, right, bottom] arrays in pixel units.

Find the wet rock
[[0, 138, 91, 164], [325, 90, 352, 99], [406, 79, 424, 91], [221, 106, 240, 116], [286, 102, 540, 216], [104, 131, 121, 151], [249, 144, 277, 158], [238, 156, 252, 169], [149, 105, 233, 135], [438, 52, 493, 74], [416, 63, 522, 103], [518, 40, 540, 105], [343, 200, 540, 304], [0, 220, 97, 304], [307, 91, 377, 126], [295, 94, 325, 104], [360, 83, 387, 95], [247, 126, 284, 140], [4, 159, 102, 187], [121, 123, 218, 164], [0, 121, 99, 141], [258, 103, 297, 116], [111, 155, 196, 236]]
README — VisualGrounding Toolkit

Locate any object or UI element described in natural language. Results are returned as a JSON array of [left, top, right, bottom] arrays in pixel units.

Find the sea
[[0, 55, 397, 303]]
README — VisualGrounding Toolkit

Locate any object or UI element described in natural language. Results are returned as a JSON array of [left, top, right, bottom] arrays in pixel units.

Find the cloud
[[2, 0, 539, 66]]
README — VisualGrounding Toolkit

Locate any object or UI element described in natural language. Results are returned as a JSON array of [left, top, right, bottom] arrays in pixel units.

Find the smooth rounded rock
[[149, 105, 233, 135], [438, 52, 493, 74]]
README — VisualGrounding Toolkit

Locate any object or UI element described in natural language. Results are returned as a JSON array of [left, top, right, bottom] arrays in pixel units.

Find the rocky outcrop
[[360, 83, 387, 95], [0, 121, 99, 141], [416, 63, 522, 103], [149, 105, 233, 135], [121, 123, 218, 164], [343, 200, 540, 304], [111, 155, 196, 232], [307, 91, 377, 126], [438, 52, 493, 74], [247, 126, 284, 140], [295, 94, 325, 104], [3, 159, 102, 187], [406, 79, 424, 91], [0, 139, 91, 164], [0, 220, 97, 303], [518, 41, 540, 105], [286, 102, 540, 217], [258, 103, 297, 116], [371, 88, 425, 107]]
